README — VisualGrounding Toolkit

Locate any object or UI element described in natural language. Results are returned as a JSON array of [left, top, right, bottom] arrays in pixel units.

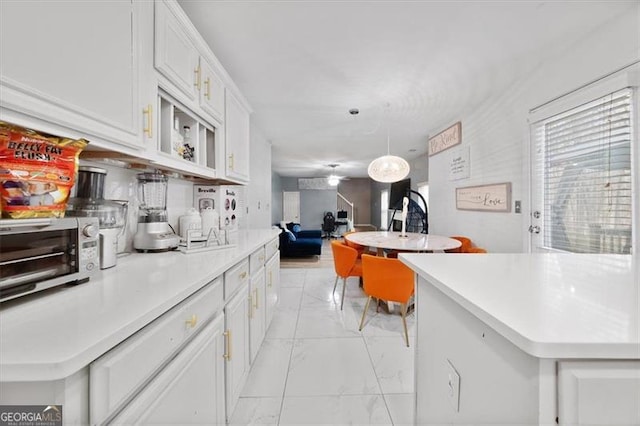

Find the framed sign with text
[[428, 121, 461, 156], [456, 182, 511, 212]]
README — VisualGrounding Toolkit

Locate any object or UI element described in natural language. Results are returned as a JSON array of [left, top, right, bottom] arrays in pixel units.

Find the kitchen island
[[399, 253, 639, 426], [0, 228, 280, 424]]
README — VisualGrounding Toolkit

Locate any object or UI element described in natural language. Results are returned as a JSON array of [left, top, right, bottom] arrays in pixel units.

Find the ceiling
[[178, 1, 628, 179]]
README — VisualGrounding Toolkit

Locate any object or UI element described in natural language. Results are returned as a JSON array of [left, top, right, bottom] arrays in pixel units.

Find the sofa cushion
[[284, 229, 296, 241]]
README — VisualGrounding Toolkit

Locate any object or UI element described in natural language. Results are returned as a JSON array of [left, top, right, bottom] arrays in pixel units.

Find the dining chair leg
[[401, 303, 410, 347], [359, 296, 372, 331], [332, 276, 339, 295], [340, 277, 347, 310]]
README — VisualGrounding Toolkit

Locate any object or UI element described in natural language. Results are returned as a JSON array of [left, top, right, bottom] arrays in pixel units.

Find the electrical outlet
[[446, 359, 460, 412]]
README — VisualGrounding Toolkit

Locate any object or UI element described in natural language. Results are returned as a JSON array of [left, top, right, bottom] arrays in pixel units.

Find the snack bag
[[0, 122, 88, 218]]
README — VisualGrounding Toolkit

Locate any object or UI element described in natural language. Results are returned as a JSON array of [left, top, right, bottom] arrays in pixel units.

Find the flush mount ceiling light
[[367, 107, 410, 183]]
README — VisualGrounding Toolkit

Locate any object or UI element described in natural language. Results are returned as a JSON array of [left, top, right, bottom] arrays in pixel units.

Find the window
[[531, 88, 633, 254], [381, 190, 389, 230]]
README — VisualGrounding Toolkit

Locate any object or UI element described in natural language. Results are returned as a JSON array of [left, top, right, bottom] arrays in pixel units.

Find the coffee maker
[[133, 172, 180, 252], [66, 167, 128, 269]]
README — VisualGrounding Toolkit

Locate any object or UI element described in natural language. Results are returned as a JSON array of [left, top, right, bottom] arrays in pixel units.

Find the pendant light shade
[[368, 111, 410, 183], [367, 155, 410, 183], [327, 175, 340, 186]]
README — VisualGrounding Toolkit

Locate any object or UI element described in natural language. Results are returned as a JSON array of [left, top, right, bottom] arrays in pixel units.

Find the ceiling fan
[[326, 164, 348, 186]]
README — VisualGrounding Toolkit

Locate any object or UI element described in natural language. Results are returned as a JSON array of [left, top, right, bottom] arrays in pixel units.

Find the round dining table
[[344, 231, 461, 256]]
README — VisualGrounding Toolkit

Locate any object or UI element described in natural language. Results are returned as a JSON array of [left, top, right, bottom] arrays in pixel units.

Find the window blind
[[531, 88, 633, 254]]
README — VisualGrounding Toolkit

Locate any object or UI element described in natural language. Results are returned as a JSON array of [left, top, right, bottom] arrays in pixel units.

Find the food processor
[[66, 167, 128, 269], [133, 172, 180, 252]]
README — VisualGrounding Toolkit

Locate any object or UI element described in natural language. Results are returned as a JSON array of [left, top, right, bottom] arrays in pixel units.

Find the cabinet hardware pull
[[228, 153, 234, 170], [240, 271, 247, 279], [143, 104, 153, 138], [253, 288, 259, 309], [223, 330, 231, 360], [194, 65, 201, 90], [268, 271, 272, 287], [204, 77, 211, 100], [185, 314, 198, 328]]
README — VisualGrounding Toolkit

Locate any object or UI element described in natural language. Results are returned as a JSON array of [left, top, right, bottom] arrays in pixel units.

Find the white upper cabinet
[[200, 60, 226, 122], [154, 0, 225, 125], [225, 89, 251, 182], [0, 1, 144, 150], [154, 0, 200, 103]]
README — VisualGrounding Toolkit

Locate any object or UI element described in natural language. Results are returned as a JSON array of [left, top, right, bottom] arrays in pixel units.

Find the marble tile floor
[[229, 266, 416, 426]]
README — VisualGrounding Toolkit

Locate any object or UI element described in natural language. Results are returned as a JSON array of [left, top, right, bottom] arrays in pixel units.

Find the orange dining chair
[[446, 236, 472, 253], [467, 247, 487, 253], [360, 254, 415, 347], [330, 240, 363, 310], [343, 231, 366, 259]]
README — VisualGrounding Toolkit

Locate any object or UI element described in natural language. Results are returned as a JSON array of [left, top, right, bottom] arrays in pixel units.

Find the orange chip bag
[[0, 122, 88, 218]]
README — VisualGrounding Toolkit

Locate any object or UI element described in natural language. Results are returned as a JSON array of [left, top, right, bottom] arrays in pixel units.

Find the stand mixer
[[133, 172, 180, 252]]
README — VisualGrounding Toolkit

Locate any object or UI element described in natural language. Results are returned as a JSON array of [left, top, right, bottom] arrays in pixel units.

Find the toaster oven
[[0, 217, 99, 302]]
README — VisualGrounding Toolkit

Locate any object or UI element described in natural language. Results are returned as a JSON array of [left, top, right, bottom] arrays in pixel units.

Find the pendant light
[[327, 164, 340, 186], [367, 119, 410, 183]]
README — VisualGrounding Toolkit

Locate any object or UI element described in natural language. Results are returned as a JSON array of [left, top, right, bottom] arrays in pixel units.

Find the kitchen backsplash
[[77, 160, 195, 253]]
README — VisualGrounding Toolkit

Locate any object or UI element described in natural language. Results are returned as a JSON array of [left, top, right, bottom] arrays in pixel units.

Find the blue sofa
[[278, 223, 322, 257]]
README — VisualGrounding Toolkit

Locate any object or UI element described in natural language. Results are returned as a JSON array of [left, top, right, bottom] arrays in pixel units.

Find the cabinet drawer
[[224, 259, 249, 300], [265, 237, 279, 261], [90, 278, 223, 425], [249, 247, 265, 275]]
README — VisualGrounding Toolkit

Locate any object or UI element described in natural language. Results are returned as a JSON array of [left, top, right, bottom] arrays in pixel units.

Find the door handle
[[528, 225, 540, 234], [223, 330, 231, 360]]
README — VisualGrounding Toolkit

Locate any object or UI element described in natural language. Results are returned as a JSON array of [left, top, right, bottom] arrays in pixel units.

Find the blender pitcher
[[133, 172, 180, 252]]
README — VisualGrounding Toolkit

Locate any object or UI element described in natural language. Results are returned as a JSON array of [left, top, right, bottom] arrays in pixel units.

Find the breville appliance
[[0, 217, 99, 302], [133, 172, 180, 252], [66, 167, 128, 269]]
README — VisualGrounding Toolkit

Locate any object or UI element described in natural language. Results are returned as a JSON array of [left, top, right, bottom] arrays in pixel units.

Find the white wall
[[246, 122, 272, 228], [429, 9, 640, 253]]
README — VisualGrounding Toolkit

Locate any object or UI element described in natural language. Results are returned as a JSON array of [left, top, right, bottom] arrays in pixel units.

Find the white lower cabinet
[[224, 282, 251, 420], [558, 360, 640, 425], [265, 252, 280, 327], [249, 270, 266, 363], [110, 315, 226, 425]]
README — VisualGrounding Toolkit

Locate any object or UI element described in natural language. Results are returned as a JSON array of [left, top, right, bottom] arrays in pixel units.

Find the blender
[[133, 172, 180, 252], [66, 167, 128, 269]]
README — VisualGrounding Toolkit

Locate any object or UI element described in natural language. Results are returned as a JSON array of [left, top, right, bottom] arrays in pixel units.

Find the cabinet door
[[200, 59, 225, 123], [265, 254, 280, 328], [0, 1, 143, 149], [224, 284, 250, 420], [249, 271, 266, 363], [155, 0, 199, 102], [558, 360, 640, 426], [111, 315, 226, 425], [224, 89, 251, 182]]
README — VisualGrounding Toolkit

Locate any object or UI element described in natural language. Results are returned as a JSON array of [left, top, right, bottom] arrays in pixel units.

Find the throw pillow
[[292, 224, 301, 233], [284, 229, 296, 242]]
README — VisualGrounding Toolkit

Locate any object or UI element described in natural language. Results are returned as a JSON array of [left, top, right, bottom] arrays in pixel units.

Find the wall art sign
[[448, 145, 470, 181], [456, 182, 511, 212], [428, 121, 461, 156]]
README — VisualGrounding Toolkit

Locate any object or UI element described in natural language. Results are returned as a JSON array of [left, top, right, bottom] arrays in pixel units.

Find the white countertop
[[0, 228, 280, 382], [399, 253, 640, 359]]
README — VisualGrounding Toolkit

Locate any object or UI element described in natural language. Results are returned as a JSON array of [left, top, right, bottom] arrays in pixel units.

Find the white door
[[199, 59, 225, 123], [249, 272, 266, 363], [529, 87, 634, 253], [225, 89, 251, 182], [283, 191, 300, 223], [111, 315, 226, 425], [224, 285, 250, 420], [265, 254, 280, 328]]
